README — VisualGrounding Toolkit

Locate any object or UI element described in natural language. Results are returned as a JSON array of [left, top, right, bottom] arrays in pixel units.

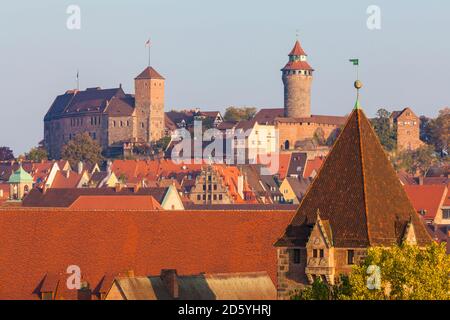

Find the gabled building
[[275, 99, 431, 299]]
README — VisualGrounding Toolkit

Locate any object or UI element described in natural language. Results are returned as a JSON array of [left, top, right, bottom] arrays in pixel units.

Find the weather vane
[[349, 59, 362, 109]]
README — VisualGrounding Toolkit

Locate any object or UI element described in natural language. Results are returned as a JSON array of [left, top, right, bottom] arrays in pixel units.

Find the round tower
[[282, 40, 314, 118]]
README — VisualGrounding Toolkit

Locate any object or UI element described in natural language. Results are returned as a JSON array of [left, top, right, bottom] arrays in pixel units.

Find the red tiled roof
[[50, 171, 83, 188], [404, 185, 448, 220], [289, 40, 307, 56], [282, 60, 314, 71], [135, 67, 165, 80], [69, 195, 163, 210], [0, 209, 294, 299], [277, 108, 432, 248], [303, 156, 325, 179]]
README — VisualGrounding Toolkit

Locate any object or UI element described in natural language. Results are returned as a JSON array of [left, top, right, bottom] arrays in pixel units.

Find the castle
[[44, 39, 348, 159], [44, 67, 165, 158], [254, 40, 346, 151]]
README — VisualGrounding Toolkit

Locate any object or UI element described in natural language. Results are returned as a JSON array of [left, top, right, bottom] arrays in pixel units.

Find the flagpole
[[148, 38, 151, 67]]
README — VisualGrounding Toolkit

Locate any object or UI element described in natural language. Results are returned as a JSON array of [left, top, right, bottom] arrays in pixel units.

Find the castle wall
[[276, 122, 340, 150]]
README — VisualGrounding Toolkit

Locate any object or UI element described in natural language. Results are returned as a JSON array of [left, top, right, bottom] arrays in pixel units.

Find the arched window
[[284, 140, 290, 150]]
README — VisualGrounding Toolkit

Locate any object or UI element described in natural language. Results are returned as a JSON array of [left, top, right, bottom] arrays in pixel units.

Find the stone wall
[[283, 74, 312, 118], [276, 121, 340, 150]]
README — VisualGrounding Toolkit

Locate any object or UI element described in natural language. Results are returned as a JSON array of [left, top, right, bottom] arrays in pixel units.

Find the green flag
[[349, 59, 359, 66]]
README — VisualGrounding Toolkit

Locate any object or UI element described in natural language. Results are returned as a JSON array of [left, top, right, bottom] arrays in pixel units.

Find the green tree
[[61, 132, 103, 167], [25, 146, 48, 162], [0, 147, 14, 161], [223, 107, 257, 122], [398, 144, 437, 175], [291, 277, 331, 300], [339, 243, 450, 300], [370, 109, 397, 151]]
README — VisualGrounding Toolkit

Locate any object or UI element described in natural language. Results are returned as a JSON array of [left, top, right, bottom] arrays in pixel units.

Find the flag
[[349, 59, 359, 66], [145, 39, 151, 47]]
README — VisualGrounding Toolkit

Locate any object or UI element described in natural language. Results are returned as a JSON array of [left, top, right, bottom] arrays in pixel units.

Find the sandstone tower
[[282, 40, 314, 118], [134, 66, 165, 142]]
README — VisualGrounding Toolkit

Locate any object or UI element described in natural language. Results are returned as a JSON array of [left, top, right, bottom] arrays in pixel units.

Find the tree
[[291, 278, 331, 300], [61, 132, 103, 167], [370, 109, 397, 151], [290, 243, 450, 300], [313, 127, 326, 146], [420, 108, 449, 156], [0, 147, 14, 161], [25, 146, 48, 162], [338, 243, 450, 300], [398, 144, 437, 175], [223, 107, 257, 122]]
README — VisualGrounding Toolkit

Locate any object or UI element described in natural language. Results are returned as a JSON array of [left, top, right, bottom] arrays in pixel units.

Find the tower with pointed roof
[[134, 66, 165, 143], [282, 40, 314, 118], [274, 81, 431, 299]]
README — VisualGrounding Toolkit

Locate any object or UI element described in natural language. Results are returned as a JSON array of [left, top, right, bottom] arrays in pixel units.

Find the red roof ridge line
[[357, 109, 372, 246]]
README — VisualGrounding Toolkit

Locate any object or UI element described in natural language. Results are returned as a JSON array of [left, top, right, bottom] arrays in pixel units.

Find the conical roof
[[276, 108, 431, 248], [289, 40, 307, 56], [8, 165, 33, 184]]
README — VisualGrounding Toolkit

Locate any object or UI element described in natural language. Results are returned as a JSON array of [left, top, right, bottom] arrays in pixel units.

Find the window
[[443, 209, 450, 220], [92, 132, 96, 140], [319, 249, 324, 258], [313, 249, 318, 258], [213, 194, 217, 201], [112, 121, 116, 127], [293, 249, 301, 264], [197, 195, 201, 201], [202, 195, 206, 200], [219, 194, 223, 200], [213, 184, 217, 191], [347, 250, 355, 265]]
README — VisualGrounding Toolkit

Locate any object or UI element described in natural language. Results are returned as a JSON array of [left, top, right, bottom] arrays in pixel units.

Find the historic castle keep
[[44, 67, 165, 158], [254, 40, 346, 151], [44, 39, 346, 158]]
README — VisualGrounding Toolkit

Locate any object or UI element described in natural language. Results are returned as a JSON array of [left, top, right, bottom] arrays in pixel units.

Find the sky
[[0, 0, 449, 155]]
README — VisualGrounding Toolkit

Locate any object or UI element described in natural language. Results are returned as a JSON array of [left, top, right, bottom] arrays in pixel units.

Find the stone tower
[[134, 66, 165, 143], [282, 40, 314, 118]]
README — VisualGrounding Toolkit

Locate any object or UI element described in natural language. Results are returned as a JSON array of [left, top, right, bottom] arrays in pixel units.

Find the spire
[[276, 95, 432, 248], [289, 40, 307, 56]]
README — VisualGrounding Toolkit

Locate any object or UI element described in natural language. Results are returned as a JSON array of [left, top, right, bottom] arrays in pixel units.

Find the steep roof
[[135, 67, 165, 80], [0, 208, 293, 299], [276, 108, 431, 248], [289, 40, 307, 56]]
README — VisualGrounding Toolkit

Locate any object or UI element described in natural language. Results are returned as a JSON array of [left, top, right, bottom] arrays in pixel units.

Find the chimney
[[133, 183, 141, 193], [160, 269, 179, 299], [115, 183, 122, 193], [77, 161, 83, 175], [418, 176, 424, 185], [65, 170, 70, 178]]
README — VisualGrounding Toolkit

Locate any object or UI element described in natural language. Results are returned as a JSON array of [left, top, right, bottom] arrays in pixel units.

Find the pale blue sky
[[0, 0, 449, 154]]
